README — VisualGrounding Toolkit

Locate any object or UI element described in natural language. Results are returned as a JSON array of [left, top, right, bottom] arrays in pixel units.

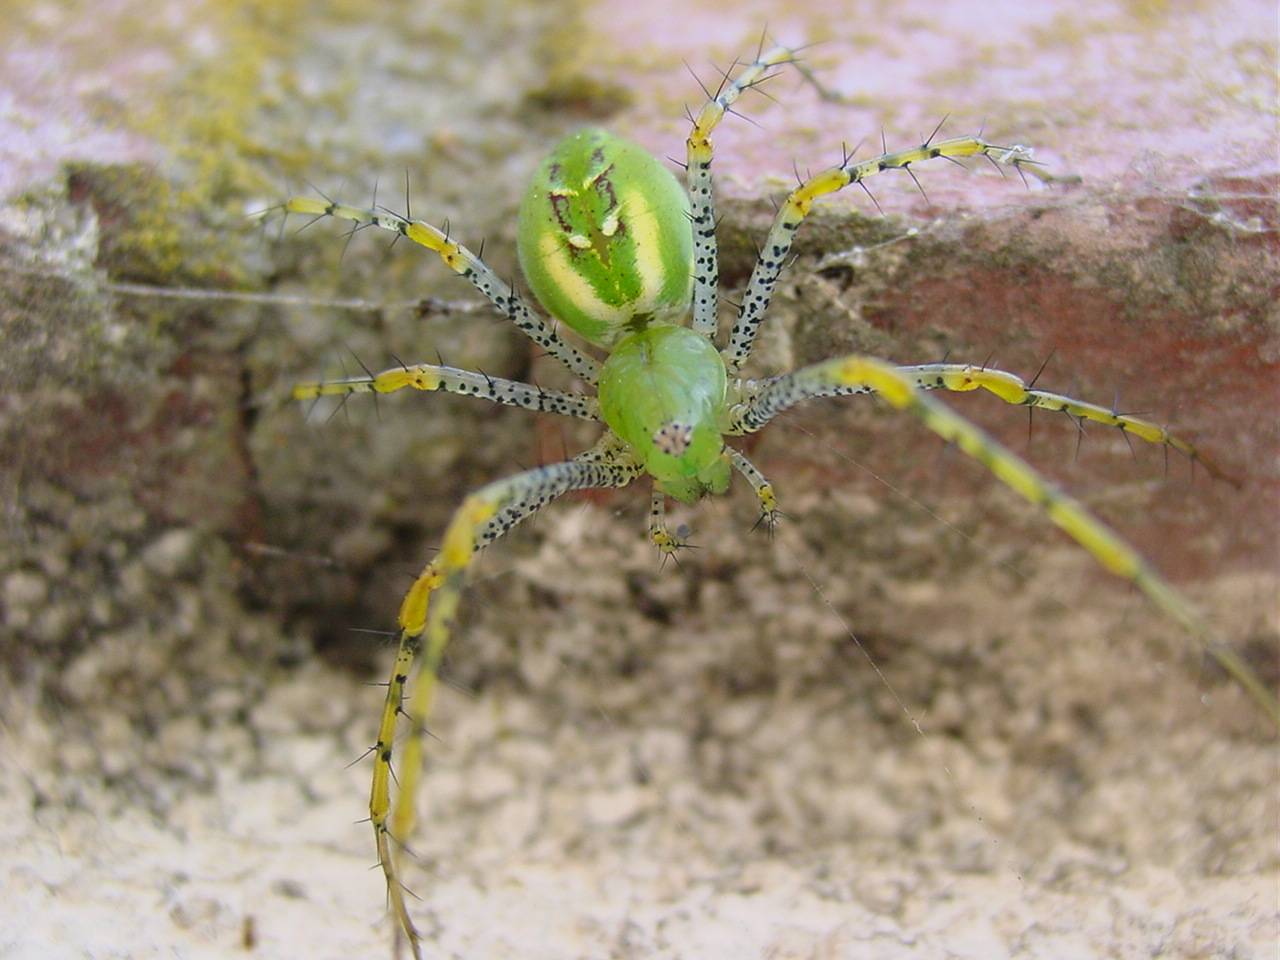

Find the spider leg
[[281, 196, 600, 382], [293, 360, 600, 422], [730, 361, 1233, 483], [647, 487, 686, 564], [722, 138, 1042, 373], [896, 362, 1235, 483], [685, 44, 798, 340], [725, 447, 781, 533], [727, 354, 1279, 726], [371, 436, 641, 958]]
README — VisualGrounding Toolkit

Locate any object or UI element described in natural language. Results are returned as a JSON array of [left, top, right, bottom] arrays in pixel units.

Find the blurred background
[[1, 1, 1276, 956]]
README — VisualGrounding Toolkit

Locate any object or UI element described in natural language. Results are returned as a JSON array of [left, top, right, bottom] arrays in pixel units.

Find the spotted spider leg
[[685, 42, 798, 339], [725, 447, 781, 531], [722, 134, 1043, 373], [282, 197, 601, 382], [292, 360, 600, 422], [374, 435, 641, 959], [648, 488, 685, 559], [648, 447, 780, 559], [726, 356, 1280, 725], [729, 362, 1233, 482]]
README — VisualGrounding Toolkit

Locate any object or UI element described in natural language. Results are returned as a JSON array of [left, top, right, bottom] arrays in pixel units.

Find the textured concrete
[[1, 1, 1275, 957]]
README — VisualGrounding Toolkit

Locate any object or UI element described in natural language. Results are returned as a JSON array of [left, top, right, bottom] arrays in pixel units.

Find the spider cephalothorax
[[279, 43, 1277, 959]]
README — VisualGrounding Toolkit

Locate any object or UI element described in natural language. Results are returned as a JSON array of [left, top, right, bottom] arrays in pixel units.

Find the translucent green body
[[517, 129, 694, 348], [518, 128, 726, 500], [597, 324, 730, 503]]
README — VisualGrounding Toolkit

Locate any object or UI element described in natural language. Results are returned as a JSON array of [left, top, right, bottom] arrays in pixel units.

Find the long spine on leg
[[723, 138, 1041, 372], [648, 488, 676, 553], [725, 446, 780, 530], [648, 486, 693, 565], [896, 363, 1235, 482], [371, 440, 640, 958], [293, 362, 600, 421], [283, 198, 600, 382], [729, 355, 1279, 726], [685, 44, 797, 339], [370, 577, 437, 958], [729, 361, 1232, 482]]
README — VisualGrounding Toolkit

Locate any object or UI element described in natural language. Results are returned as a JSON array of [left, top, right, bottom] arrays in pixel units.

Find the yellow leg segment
[[906, 363, 1235, 484], [724, 134, 1044, 372], [367, 446, 641, 957], [733, 361, 1233, 484], [725, 446, 781, 532], [648, 488, 684, 560], [282, 197, 599, 382], [291, 360, 599, 421], [739, 353, 1279, 727], [685, 42, 799, 337], [369, 566, 441, 960]]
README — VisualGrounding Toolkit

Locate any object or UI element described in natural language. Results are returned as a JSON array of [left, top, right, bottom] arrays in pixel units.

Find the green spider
[[278, 44, 1276, 959]]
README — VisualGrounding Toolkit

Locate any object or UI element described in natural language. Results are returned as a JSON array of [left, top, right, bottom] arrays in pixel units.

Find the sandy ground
[[1, 1, 1277, 958], [3, 503, 1276, 959]]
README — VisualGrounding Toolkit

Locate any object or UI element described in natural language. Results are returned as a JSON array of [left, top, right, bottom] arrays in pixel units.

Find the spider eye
[[652, 421, 693, 456]]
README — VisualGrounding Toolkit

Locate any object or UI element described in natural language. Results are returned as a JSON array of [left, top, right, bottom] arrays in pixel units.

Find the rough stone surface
[[1, 2, 1275, 959]]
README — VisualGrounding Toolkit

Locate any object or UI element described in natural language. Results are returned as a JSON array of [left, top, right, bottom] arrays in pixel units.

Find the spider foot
[[750, 505, 784, 538], [726, 448, 781, 539], [652, 522, 699, 570]]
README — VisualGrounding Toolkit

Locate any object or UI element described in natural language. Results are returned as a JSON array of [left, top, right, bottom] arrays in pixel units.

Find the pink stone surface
[[0, 1, 168, 198], [565, 0, 1280, 584], [579, 0, 1277, 210]]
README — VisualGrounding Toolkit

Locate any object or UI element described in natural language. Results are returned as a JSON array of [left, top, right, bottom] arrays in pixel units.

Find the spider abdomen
[[517, 128, 693, 348], [597, 324, 730, 504]]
